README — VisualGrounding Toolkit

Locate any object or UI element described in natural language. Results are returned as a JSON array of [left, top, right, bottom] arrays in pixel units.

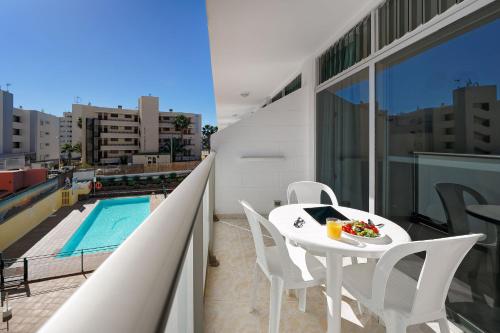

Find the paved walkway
[[204, 218, 463, 333], [0, 274, 90, 333]]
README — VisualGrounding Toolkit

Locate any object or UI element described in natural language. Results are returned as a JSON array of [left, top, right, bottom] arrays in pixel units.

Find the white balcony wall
[[212, 85, 313, 215]]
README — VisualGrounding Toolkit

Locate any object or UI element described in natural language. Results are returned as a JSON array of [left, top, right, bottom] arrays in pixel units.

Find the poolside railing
[[38, 152, 216, 333], [0, 244, 120, 290]]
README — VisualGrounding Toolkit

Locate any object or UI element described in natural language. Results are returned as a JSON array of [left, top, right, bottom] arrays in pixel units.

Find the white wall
[[212, 86, 313, 215]]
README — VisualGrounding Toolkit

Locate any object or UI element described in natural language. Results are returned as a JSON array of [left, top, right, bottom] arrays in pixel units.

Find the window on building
[[374, 7, 500, 331], [378, 0, 464, 50], [13, 142, 20, 148], [13, 115, 21, 122], [125, 114, 132, 118], [444, 113, 454, 121], [317, 69, 369, 210], [111, 114, 118, 118], [13, 129, 20, 135], [318, 14, 371, 84], [473, 102, 490, 111], [284, 75, 302, 96]]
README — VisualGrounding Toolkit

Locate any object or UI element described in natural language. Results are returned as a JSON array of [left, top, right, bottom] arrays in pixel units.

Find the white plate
[[342, 222, 385, 240], [343, 230, 386, 240]]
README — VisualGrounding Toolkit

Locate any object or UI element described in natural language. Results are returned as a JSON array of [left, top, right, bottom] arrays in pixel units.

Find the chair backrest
[[371, 234, 482, 318], [435, 183, 488, 235], [239, 200, 293, 277], [287, 181, 339, 206]]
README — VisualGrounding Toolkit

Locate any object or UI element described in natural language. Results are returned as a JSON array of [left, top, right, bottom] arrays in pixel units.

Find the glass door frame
[[314, 0, 496, 214]]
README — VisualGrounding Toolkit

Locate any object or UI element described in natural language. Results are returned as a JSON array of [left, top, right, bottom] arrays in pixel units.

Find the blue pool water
[[58, 196, 150, 257]]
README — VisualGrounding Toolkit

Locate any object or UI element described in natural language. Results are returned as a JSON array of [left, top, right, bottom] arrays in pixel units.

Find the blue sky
[[0, 0, 216, 125]]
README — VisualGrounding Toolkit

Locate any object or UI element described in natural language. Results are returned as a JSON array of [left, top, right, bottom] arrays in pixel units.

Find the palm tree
[[202, 124, 218, 150], [160, 138, 185, 162], [74, 142, 81, 155], [60, 142, 81, 166], [61, 143, 75, 165], [174, 115, 191, 160]]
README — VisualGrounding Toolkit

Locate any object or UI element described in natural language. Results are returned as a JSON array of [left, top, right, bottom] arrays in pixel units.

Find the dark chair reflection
[[435, 183, 500, 318]]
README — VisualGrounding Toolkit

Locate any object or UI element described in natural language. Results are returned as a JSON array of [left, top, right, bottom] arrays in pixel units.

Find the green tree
[[202, 124, 218, 150], [173, 115, 191, 160], [174, 115, 191, 133], [61, 143, 75, 164], [61, 143, 80, 166], [73, 142, 81, 154], [160, 138, 185, 162]]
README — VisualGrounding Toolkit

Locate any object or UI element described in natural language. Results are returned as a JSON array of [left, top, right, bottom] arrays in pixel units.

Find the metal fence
[[0, 245, 119, 289]]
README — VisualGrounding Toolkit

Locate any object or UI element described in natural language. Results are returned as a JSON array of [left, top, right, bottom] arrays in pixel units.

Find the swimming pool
[[58, 196, 150, 257]]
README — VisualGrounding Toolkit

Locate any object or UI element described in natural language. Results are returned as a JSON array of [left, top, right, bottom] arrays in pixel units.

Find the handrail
[[38, 153, 216, 333]]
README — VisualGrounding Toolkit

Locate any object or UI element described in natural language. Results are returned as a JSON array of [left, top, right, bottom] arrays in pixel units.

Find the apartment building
[[0, 90, 59, 168], [59, 112, 72, 147], [71, 95, 201, 165]]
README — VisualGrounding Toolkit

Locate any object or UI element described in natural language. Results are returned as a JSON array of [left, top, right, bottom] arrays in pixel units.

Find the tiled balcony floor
[[204, 218, 463, 333]]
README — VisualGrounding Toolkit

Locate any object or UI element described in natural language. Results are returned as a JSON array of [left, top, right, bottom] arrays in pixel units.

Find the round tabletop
[[466, 204, 500, 224], [268, 204, 411, 258]]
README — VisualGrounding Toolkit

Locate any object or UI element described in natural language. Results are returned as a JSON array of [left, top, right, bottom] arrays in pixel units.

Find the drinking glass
[[326, 218, 343, 240]]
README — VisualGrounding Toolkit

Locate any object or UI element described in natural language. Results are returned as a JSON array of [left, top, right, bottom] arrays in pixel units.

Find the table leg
[[326, 252, 343, 333]]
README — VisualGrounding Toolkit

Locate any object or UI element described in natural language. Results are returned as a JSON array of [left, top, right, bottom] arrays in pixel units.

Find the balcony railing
[[38, 153, 215, 333]]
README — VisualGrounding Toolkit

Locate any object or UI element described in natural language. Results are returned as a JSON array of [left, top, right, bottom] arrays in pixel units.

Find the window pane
[[376, 6, 500, 331], [317, 69, 369, 210]]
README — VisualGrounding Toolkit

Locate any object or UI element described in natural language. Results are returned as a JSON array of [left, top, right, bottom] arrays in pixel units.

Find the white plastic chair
[[239, 200, 326, 333], [287, 181, 339, 206], [342, 233, 482, 333]]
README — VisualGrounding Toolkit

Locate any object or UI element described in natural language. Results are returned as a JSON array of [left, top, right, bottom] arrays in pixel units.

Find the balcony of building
[[100, 132, 140, 139], [99, 145, 140, 151], [15, 1, 500, 333], [99, 119, 139, 127]]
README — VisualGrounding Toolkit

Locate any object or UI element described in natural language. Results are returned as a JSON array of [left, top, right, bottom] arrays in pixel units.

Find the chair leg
[[297, 288, 307, 312], [250, 262, 261, 312], [357, 301, 364, 315], [269, 276, 284, 333], [385, 320, 406, 333], [438, 317, 451, 333]]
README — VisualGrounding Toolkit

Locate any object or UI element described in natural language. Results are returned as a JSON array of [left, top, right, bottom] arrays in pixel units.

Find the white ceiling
[[206, 0, 379, 127]]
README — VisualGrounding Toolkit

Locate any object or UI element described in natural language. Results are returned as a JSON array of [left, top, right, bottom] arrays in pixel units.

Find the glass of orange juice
[[326, 218, 343, 240]]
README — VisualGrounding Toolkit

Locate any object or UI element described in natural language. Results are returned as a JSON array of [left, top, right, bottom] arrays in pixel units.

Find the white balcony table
[[466, 204, 500, 224], [268, 204, 411, 333]]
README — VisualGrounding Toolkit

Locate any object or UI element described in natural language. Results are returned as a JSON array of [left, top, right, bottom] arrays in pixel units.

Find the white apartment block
[[59, 111, 72, 147], [71, 96, 201, 165], [0, 89, 59, 168]]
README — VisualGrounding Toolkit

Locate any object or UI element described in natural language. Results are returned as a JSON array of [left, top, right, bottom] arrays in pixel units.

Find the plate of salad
[[342, 220, 383, 239]]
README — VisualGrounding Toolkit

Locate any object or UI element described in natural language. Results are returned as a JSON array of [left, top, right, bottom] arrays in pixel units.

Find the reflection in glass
[[376, 7, 500, 332], [316, 69, 369, 210]]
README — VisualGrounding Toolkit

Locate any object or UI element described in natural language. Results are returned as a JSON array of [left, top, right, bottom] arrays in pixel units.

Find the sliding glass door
[[316, 2, 500, 331], [376, 8, 500, 332], [316, 69, 369, 210]]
